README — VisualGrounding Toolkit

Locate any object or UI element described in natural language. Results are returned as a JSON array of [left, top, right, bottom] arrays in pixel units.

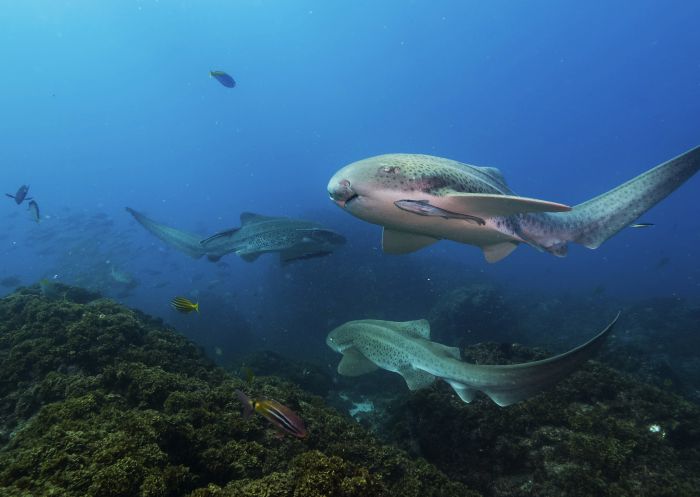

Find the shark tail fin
[[459, 313, 619, 407], [126, 207, 206, 259], [550, 146, 700, 250]]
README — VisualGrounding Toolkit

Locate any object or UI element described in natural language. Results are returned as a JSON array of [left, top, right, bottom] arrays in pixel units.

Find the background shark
[[327, 315, 618, 407], [328, 146, 700, 262], [126, 208, 346, 263]]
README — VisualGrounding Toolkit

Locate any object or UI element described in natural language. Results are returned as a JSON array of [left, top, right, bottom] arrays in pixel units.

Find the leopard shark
[[327, 146, 700, 262], [126, 207, 346, 263], [326, 315, 618, 406]]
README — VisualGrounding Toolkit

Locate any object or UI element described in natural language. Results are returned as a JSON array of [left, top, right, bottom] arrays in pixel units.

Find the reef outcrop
[[0, 284, 475, 497]]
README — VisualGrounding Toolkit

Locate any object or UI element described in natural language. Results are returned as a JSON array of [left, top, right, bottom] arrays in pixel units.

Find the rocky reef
[[0, 284, 475, 497], [2, 282, 700, 497]]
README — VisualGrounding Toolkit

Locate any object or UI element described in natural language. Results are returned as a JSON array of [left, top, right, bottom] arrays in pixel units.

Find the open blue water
[[1, 1, 699, 359]]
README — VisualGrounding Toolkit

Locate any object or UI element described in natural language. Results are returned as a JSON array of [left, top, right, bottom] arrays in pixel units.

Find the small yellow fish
[[170, 296, 199, 313]]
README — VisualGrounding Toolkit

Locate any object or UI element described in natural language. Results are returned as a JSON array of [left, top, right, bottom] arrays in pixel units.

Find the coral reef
[[0, 284, 475, 497]]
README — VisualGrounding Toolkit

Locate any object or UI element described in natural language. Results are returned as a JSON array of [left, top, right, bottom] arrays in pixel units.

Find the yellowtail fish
[[170, 296, 199, 313], [236, 390, 307, 439], [629, 222, 654, 228]]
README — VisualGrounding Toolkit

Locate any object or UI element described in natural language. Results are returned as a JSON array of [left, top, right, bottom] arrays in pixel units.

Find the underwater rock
[[0, 285, 475, 497]]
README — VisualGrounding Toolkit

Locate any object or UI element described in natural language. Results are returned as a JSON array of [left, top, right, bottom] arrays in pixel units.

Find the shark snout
[[327, 178, 358, 208]]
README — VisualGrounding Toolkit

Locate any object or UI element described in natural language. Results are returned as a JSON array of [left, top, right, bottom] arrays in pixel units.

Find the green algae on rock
[[0, 284, 475, 497]]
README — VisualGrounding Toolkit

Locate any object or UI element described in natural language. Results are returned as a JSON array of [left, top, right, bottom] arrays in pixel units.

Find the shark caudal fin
[[550, 146, 700, 250], [449, 313, 619, 406], [126, 207, 206, 259]]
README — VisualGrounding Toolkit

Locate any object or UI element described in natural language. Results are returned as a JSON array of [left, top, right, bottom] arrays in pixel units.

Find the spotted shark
[[126, 207, 346, 263], [327, 146, 700, 262], [326, 315, 618, 406]]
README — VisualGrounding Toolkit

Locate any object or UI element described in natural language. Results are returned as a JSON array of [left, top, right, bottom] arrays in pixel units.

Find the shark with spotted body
[[327, 146, 700, 262], [327, 315, 619, 406], [126, 207, 346, 263]]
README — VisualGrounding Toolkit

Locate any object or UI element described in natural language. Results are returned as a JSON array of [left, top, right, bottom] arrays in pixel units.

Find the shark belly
[[348, 189, 523, 251]]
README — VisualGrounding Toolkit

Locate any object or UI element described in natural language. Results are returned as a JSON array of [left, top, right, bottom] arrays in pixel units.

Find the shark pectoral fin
[[482, 242, 519, 263], [337, 348, 379, 376], [398, 366, 436, 390], [445, 381, 477, 403], [382, 228, 439, 254], [438, 193, 571, 217], [207, 254, 223, 262]]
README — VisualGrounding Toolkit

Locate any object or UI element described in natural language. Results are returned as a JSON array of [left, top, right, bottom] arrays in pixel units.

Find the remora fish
[[327, 146, 700, 262], [394, 199, 485, 225], [6, 185, 31, 205], [126, 208, 345, 263], [326, 315, 619, 407]]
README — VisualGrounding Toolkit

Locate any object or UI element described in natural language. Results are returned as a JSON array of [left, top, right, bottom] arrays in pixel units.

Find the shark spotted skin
[[327, 146, 700, 262], [326, 315, 619, 407], [126, 208, 345, 263]]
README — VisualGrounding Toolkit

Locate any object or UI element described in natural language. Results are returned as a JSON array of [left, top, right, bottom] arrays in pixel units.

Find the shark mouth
[[344, 193, 359, 208]]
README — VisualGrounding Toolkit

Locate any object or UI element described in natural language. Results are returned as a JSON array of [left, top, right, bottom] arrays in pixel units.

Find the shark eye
[[381, 166, 401, 174]]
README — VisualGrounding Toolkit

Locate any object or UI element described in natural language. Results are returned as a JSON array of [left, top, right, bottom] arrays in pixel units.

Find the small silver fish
[[630, 222, 654, 228], [394, 199, 485, 226]]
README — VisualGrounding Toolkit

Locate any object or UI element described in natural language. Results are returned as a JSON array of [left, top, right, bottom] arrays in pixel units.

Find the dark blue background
[[2, 1, 699, 358]]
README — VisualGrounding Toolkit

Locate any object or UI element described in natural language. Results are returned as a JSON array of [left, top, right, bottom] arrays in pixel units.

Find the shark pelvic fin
[[398, 366, 436, 390], [482, 241, 519, 262], [437, 193, 571, 217], [382, 227, 439, 254], [445, 380, 477, 403], [337, 348, 379, 376]]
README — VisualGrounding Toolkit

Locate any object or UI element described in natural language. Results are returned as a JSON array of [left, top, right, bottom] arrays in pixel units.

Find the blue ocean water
[[1, 1, 699, 362]]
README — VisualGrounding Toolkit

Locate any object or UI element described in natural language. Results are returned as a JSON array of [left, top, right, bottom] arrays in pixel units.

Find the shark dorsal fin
[[478, 166, 508, 186], [382, 228, 439, 254], [435, 193, 571, 217], [426, 342, 461, 359], [240, 212, 275, 225], [385, 319, 432, 339], [337, 347, 379, 376]]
